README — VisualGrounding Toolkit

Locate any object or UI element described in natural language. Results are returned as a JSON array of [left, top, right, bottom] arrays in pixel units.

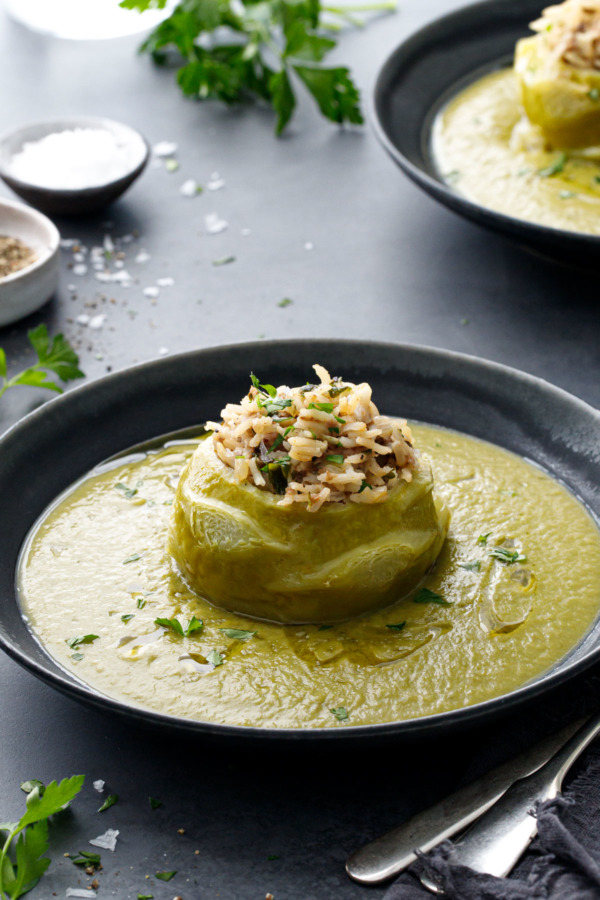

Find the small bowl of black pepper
[[0, 198, 60, 326]]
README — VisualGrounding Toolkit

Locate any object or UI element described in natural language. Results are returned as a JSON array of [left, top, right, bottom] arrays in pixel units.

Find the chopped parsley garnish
[[263, 398, 292, 415], [326, 454, 345, 465], [149, 797, 162, 810], [20, 780, 44, 796], [138, 895, 154, 900], [539, 152, 567, 177], [219, 628, 257, 640], [70, 850, 102, 869], [250, 373, 277, 397], [386, 621, 406, 631], [308, 401, 334, 414], [589, 88, 600, 101], [121, 614, 135, 623], [207, 649, 224, 667], [136, 597, 147, 609], [212, 256, 236, 266], [156, 871, 176, 882], [458, 560, 481, 572], [330, 707, 349, 721], [413, 587, 450, 606], [278, 297, 293, 308], [114, 482, 138, 499], [261, 455, 292, 472], [328, 384, 350, 398], [98, 794, 118, 812], [123, 552, 143, 564], [358, 480, 371, 493], [155, 616, 204, 637], [477, 532, 492, 544], [71, 653, 84, 662], [489, 547, 527, 565], [66, 634, 99, 649]]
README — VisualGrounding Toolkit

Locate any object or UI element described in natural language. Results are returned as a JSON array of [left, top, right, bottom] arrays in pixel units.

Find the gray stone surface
[[0, 1, 599, 898]]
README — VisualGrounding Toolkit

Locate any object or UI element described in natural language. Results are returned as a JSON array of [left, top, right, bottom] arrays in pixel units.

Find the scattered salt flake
[[95, 270, 132, 284], [121, 233, 134, 244], [73, 252, 85, 263], [180, 179, 202, 197], [241, 228, 251, 237], [207, 174, 225, 191], [93, 779, 105, 792], [103, 235, 114, 254], [68, 284, 76, 292], [60, 238, 80, 249], [153, 141, 178, 158], [156, 277, 174, 287], [205, 213, 228, 235], [165, 159, 179, 173], [135, 250, 151, 264], [158, 347, 169, 356], [89, 828, 119, 851], [89, 314, 106, 330], [76, 314, 90, 326], [115, 259, 125, 269], [143, 286, 160, 299], [73, 263, 88, 276], [304, 242, 314, 251], [66, 890, 96, 899]]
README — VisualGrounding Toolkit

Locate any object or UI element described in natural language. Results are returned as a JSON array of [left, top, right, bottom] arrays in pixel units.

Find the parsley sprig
[[0, 325, 84, 401], [0, 776, 85, 900], [120, 0, 395, 134]]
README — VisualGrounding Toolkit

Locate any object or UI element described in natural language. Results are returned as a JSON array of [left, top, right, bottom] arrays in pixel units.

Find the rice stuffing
[[207, 365, 417, 511]]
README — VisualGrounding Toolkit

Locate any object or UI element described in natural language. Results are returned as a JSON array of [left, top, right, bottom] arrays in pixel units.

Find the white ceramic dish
[[0, 198, 60, 326]]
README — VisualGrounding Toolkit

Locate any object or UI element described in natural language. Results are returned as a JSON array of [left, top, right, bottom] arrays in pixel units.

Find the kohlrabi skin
[[169, 436, 449, 624]]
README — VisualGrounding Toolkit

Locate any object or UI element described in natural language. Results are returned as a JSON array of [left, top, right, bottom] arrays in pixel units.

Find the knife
[[418, 712, 600, 893], [346, 717, 586, 885]]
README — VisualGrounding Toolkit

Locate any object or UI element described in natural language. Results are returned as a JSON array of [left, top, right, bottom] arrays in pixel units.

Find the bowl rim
[[2, 337, 600, 742], [369, 0, 600, 251], [0, 115, 150, 197], [0, 197, 60, 284]]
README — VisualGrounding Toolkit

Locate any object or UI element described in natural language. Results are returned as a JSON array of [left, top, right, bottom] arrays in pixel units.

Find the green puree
[[432, 69, 600, 235], [17, 426, 600, 728]]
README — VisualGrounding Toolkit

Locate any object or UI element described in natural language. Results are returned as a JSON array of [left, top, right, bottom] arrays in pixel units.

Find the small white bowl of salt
[[0, 117, 149, 216]]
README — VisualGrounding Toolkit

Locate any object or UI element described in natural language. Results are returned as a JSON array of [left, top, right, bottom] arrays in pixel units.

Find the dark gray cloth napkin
[[384, 741, 600, 899]]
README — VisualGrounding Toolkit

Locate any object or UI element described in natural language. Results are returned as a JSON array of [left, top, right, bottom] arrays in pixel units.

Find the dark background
[[0, 0, 599, 897]]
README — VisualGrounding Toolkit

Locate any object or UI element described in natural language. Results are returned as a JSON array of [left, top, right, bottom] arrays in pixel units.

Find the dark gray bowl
[[372, 0, 600, 267], [1, 339, 600, 743], [0, 117, 149, 216]]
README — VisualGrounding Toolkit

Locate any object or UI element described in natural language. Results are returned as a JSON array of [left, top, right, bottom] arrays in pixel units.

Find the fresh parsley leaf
[[149, 797, 162, 810], [156, 870, 176, 881], [458, 560, 481, 572], [155, 617, 185, 636], [489, 547, 527, 565], [308, 401, 334, 413], [539, 152, 567, 177], [207, 649, 224, 667], [330, 706, 348, 721], [219, 628, 256, 640], [66, 634, 99, 649], [123, 0, 392, 133], [326, 454, 344, 465], [386, 622, 406, 631], [263, 398, 292, 415], [0, 325, 84, 401], [98, 794, 118, 813], [0, 776, 85, 900], [327, 383, 350, 398], [413, 587, 450, 606]]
